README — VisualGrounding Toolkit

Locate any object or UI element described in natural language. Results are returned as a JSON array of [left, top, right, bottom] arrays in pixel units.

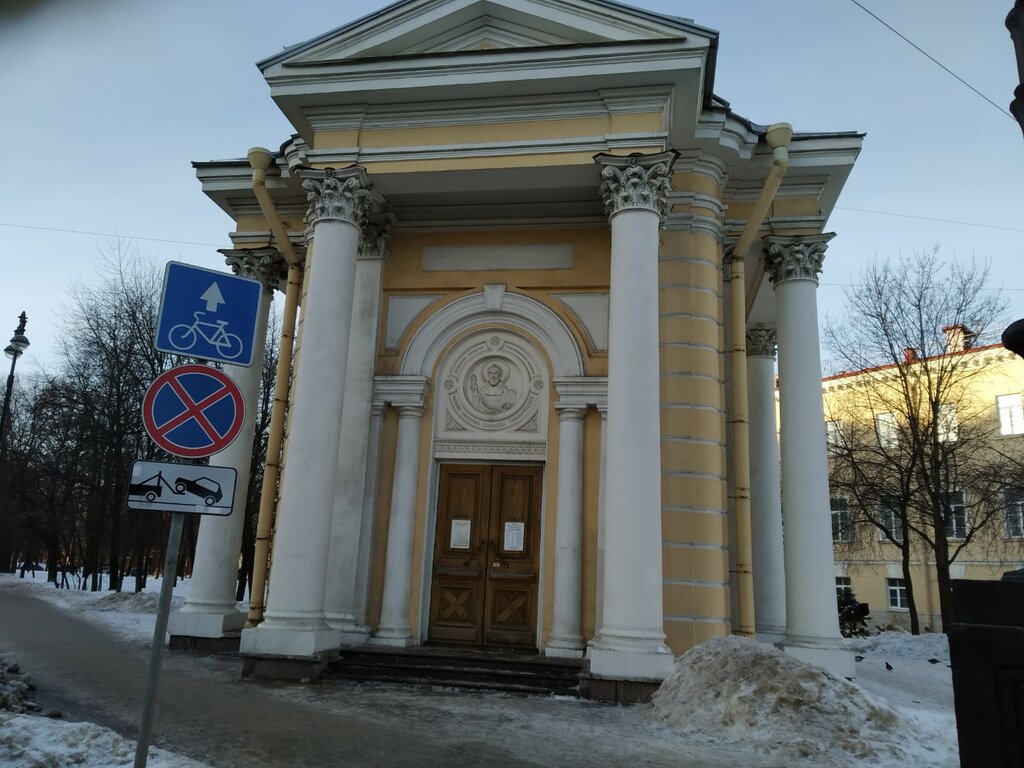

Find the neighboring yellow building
[[822, 329, 1024, 632], [169, 0, 865, 695]]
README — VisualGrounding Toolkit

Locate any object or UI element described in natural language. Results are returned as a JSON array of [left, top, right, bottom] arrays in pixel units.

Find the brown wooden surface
[[428, 463, 542, 649]]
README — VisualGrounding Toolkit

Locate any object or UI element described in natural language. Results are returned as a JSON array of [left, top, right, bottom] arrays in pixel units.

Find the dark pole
[[1008, 1, 1024, 134], [0, 312, 29, 466]]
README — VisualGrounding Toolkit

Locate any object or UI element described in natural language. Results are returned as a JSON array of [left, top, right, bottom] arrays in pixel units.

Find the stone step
[[328, 645, 585, 696]]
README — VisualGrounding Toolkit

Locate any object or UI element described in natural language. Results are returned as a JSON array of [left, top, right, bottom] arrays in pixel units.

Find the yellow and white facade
[[824, 340, 1024, 631], [169, 0, 863, 684]]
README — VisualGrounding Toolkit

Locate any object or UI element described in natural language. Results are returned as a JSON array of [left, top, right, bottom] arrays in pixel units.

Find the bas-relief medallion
[[433, 331, 548, 460], [441, 334, 544, 435]]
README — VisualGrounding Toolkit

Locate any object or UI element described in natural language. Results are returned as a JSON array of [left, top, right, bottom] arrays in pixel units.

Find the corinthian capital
[[763, 234, 835, 286], [746, 326, 778, 358], [594, 150, 678, 220], [220, 247, 288, 294], [358, 216, 394, 262], [301, 167, 378, 229]]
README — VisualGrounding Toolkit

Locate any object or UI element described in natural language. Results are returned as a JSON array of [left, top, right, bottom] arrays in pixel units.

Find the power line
[[845, 0, 1014, 121], [835, 206, 1024, 233], [0, 221, 221, 249], [820, 282, 1024, 292]]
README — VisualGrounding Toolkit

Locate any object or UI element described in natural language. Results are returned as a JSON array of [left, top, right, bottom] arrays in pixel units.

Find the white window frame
[[944, 490, 967, 540], [886, 577, 908, 610], [835, 576, 852, 600], [831, 497, 851, 542], [937, 403, 958, 443], [997, 394, 1024, 436], [875, 412, 898, 449], [877, 502, 904, 543], [1004, 487, 1024, 539], [826, 420, 844, 455]]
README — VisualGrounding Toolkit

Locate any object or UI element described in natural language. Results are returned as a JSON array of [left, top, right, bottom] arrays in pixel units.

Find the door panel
[[484, 466, 542, 647], [427, 466, 489, 644], [428, 463, 542, 650]]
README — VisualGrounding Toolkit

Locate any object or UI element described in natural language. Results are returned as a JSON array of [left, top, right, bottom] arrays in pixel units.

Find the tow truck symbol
[[129, 471, 223, 506]]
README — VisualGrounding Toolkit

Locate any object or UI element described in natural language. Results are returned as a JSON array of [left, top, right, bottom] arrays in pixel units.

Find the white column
[[764, 235, 853, 678], [589, 151, 677, 681], [371, 378, 431, 646], [241, 167, 378, 658], [169, 249, 283, 641], [323, 222, 389, 643], [746, 327, 786, 644], [546, 405, 586, 658]]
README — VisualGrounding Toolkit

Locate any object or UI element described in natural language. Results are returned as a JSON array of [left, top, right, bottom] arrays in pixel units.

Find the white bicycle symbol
[[168, 311, 243, 359]]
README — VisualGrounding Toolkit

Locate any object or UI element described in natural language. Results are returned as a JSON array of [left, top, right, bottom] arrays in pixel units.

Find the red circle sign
[[142, 365, 245, 458]]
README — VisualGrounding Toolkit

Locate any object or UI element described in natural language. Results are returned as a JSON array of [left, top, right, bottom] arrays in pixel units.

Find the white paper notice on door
[[503, 521, 525, 552], [450, 519, 471, 549]]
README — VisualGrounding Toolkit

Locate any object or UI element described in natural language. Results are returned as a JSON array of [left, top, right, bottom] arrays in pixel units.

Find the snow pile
[[0, 712, 210, 768], [0, 658, 37, 714], [850, 631, 949, 663], [91, 589, 183, 613], [651, 636, 907, 762]]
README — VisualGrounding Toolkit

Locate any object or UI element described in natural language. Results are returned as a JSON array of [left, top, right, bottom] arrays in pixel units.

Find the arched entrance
[[399, 290, 586, 650]]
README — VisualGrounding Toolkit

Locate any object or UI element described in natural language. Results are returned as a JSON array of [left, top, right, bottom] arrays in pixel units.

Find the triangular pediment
[[261, 0, 705, 68]]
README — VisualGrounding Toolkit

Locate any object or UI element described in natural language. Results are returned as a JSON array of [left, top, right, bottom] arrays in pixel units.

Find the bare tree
[[825, 250, 1018, 629]]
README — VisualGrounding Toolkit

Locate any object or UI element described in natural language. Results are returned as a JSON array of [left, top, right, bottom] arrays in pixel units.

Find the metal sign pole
[[133, 510, 185, 768]]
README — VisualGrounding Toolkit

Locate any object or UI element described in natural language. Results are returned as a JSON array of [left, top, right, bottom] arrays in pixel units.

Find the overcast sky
[[1, 0, 1020, 374]]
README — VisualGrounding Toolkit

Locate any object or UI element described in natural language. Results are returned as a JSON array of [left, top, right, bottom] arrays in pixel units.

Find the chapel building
[[169, 0, 864, 692]]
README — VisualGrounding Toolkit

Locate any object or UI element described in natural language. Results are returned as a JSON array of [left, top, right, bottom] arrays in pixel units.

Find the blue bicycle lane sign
[[154, 261, 262, 366]]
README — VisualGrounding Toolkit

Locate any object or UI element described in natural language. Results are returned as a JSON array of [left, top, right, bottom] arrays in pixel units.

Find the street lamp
[[0, 312, 29, 465]]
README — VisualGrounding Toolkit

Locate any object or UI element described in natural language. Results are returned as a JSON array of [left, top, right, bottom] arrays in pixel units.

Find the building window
[[826, 420, 844, 455], [997, 394, 1024, 436], [1004, 487, 1024, 539], [831, 497, 851, 542], [937, 404, 958, 443], [886, 578, 908, 610], [835, 576, 852, 600], [944, 490, 967, 539], [878, 503, 904, 543], [875, 412, 898, 449]]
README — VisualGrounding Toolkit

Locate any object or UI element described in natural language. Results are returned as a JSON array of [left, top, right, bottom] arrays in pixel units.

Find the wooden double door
[[428, 463, 543, 650]]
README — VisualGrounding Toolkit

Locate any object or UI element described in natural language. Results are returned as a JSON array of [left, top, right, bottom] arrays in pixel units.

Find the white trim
[[401, 291, 585, 377], [423, 244, 574, 272]]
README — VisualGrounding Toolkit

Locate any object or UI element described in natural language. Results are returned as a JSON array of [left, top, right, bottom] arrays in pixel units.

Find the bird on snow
[[927, 658, 942, 664], [885, 661, 894, 671], [854, 655, 865, 662]]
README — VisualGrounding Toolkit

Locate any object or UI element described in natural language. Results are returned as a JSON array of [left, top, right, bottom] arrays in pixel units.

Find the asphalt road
[[0, 589, 543, 767]]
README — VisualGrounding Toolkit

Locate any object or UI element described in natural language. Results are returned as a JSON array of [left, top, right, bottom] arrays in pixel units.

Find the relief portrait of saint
[[467, 360, 517, 414]]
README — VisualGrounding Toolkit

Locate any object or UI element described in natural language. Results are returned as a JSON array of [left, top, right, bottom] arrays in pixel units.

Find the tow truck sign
[[127, 460, 236, 516]]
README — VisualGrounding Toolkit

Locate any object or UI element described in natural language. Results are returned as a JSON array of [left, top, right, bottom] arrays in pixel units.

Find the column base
[[240, 622, 339, 658], [369, 627, 415, 648], [325, 614, 373, 645], [167, 606, 245, 639], [587, 628, 674, 681], [755, 625, 786, 646], [779, 635, 855, 679], [545, 633, 585, 659]]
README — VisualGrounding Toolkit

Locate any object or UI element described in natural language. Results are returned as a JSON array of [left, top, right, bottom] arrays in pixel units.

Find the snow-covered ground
[[0, 572, 960, 767]]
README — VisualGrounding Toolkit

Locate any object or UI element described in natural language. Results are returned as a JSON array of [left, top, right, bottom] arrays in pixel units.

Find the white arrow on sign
[[200, 282, 225, 312]]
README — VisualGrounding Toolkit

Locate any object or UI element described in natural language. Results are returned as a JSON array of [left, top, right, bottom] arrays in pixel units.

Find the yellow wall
[[824, 346, 1024, 630]]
